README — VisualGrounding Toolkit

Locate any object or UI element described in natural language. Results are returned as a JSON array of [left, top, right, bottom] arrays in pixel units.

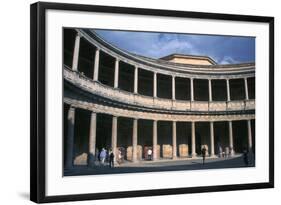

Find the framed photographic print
[[30, 2, 274, 203]]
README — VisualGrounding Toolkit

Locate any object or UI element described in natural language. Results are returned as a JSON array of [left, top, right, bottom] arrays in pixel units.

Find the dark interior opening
[[98, 51, 115, 87], [157, 74, 172, 99], [138, 69, 153, 96], [175, 77, 190, 100], [194, 79, 209, 101], [212, 79, 227, 101], [118, 61, 135, 92], [229, 79, 245, 100]]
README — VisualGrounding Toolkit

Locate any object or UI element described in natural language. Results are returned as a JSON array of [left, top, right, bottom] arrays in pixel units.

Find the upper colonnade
[[77, 29, 255, 79], [64, 28, 255, 113]]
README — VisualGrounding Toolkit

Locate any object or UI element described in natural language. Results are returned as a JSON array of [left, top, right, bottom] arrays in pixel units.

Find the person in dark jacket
[[201, 146, 207, 165], [109, 149, 115, 168], [243, 148, 249, 166]]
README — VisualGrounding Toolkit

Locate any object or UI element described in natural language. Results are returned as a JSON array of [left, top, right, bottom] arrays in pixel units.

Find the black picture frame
[[30, 2, 274, 203]]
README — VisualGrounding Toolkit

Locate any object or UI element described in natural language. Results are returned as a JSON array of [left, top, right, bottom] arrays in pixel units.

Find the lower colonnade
[[64, 104, 255, 168]]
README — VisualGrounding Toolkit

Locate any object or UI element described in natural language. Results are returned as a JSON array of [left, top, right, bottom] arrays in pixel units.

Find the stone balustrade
[[64, 67, 255, 112]]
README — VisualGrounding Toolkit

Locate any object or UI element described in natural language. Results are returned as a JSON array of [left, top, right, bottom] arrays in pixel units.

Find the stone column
[[172, 121, 177, 159], [190, 78, 194, 101], [111, 116, 118, 162], [244, 78, 249, 100], [65, 106, 75, 169], [228, 121, 234, 156], [153, 120, 158, 160], [88, 112, 97, 167], [209, 79, 212, 102], [226, 79, 231, 101], [210, 121, 215, 157], [93, 48, 100, 81], [114, 59, 119, 88], [191, 121, 196, 157], [132, 119, 138, 162], [172, 75, 176, 100], [71, 33, 81, 71], [153, 72, 157, 98], [247, 120, 253, 151], [134, 66, 138, 94]]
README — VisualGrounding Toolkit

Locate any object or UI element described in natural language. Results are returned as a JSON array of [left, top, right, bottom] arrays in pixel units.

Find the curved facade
[[63, 28, 255, 168]]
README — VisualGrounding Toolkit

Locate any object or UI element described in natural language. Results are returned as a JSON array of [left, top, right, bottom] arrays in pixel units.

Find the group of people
[[96, 148, 115, 168], [218, 146, 233, 158], [95, 148, 125, 168]]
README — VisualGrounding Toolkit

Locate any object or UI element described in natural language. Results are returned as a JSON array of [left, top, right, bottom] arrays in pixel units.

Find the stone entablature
[[78, 29, 255, 79], [64, 67, 255, 112], [64, 96, 255, 122]]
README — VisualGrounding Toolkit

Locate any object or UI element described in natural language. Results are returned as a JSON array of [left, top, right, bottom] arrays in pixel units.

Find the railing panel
[[64, 68, 254, 112]]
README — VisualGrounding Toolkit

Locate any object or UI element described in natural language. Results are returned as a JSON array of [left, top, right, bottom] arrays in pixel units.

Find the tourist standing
[[100, 148, 106, 165], [109, 149, 115, 168], [218, 145, 223, 158], [243, 148, 249, 166], [225, 146, 229, 158], [147, 148, 152, 160], [201, 146, 207, 165]]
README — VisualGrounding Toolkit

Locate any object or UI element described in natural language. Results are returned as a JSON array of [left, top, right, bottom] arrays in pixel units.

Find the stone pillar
[[93, 48, 100, 81], [153, 72, 157, 98], [210, 121, 215, 157], [244, 78, 249, 100], [88, 112, 97, 167], [172, 121, 177, 159], [247, 120, 253, 151], [190, 78, 194, 101], [209, 79, 212, 102], [226, 79, 231, 101], [134, 66, 138, 94], [228, 121, 234, 156], [72, 33, 81, 71], [191, 121, 196, 157], [172, 75, 176, 100], [114, 59, 119, 88], [153, 120, 158, 160], [111, 116, 118, 162], [132, 119, 138, 162], [65, 106, 75, 169]]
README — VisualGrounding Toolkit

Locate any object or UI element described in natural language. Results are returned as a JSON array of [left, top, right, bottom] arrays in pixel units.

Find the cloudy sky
[[94, 29, 255, 65]]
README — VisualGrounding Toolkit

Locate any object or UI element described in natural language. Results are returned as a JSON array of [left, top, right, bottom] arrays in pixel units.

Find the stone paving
[[64, 154, 255, 176]]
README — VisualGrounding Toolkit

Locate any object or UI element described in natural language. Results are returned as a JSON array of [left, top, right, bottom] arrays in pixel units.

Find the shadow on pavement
[[64, 155, 255, 176]]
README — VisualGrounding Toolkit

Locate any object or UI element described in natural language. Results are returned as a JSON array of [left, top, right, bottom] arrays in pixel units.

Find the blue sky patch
[[94, 30, 255, 65]]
